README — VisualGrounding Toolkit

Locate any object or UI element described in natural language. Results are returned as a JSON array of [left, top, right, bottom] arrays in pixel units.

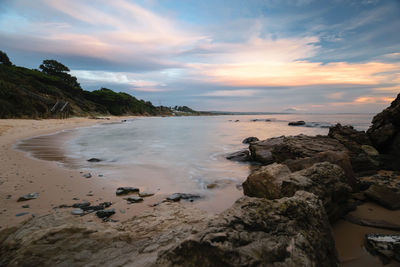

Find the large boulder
[[156, 191, 339, 267], [243, 162, 352, 222], [249, 135, 356, 185], [364, 184, 400, 210], [367, 93, 400, 169]]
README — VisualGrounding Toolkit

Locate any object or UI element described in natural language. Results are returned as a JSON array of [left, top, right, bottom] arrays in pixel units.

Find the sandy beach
[[0, 117, 169, 229]]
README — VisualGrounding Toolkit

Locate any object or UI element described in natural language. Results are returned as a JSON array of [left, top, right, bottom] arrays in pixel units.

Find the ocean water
[[61, 113, 373, 212]]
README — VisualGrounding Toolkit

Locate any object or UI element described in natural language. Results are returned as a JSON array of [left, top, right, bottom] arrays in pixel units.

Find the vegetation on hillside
[[0, 50, 201, 118]]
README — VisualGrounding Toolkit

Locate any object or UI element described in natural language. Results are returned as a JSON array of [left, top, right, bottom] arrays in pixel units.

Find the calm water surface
[[60, 114, 372, 212]]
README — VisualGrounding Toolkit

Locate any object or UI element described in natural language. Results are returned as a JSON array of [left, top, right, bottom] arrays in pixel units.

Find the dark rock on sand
[[96, 208, 115, 219], [156, 191, 339, 267], [365, 234, 400, 264], [22, 205, 29, 208], [225, 149, 251, 162], [17, 192, 38, 202], [82, 173, 92, 178], [138, 192, 155, 197], [166, 193, 201, 202], [80, 202, 112, 211], [242, 136, 259, 144], [15, 212, 29, 217], [364, 184, 400, 210], [87, 158, 102, 162], [116, 187, 139, 195], [126, 196, 143, 203], [72, 201, 90, 209], [243, 162, 352, 222], [288, 120, 305, 126]]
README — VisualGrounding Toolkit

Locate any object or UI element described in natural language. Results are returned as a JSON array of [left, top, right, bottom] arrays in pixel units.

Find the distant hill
[[0, 52, 200, 119]]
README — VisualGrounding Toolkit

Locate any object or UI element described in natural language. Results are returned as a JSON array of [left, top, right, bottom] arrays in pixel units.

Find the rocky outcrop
[[156, 191, 339, 267], [0, 202, 211, 267], [367, 93, 400, 170], [248, 135, 355, 185], [243, 162, 352, 222], [328, 124, 379, 175], [288, 120, 305, 126]]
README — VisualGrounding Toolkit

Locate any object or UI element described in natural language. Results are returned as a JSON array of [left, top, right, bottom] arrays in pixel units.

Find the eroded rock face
[[367, 93, 400, 170], [156, 191, 339, 267], [247, 136, 354, 182], [243, 162, 352, 222], [365, 234, 400, 264], [328, 124, 379, 175], [0, 202, 211, 267], [367, 93, 400, 154]]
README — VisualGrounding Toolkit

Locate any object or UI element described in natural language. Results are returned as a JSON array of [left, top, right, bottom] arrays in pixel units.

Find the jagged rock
[[156, 191, 339, 267], [17, 193, 38, 202], [243, 162, 352, 222], [367, 93, 400, 154], [126, 196, 143, 203], [116, 187, 139, 195], [365, 234, 400, 264], [87, 158, 101, 162], [364, 185, 400, 210], [329, 124, 378, 175], [225, 149, 251, 162], [367, 93, 400, 170], [288, 120, 306, 126], [166, 193, 201, 202], [283, 151, 355, 186], [242, 136, 259, 144], [0, 202, 211, 266], [96, 208, 115, 219]]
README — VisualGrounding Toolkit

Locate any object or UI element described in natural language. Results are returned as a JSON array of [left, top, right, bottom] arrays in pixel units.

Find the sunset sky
[[1, 0, 399, 112]]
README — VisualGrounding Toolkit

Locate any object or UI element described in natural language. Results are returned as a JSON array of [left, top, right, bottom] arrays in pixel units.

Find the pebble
[[15, 212, 29, 217], [22, 205, 30, 208], [83, 173, 92, 178], [71, 209, 84, 215]]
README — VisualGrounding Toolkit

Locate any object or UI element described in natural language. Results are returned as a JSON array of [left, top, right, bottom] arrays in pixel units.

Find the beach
[[1, 114, 399, 266], [0, 117, 170, 229]]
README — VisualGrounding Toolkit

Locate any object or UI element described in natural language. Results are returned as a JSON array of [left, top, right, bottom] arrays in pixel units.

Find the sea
[[51, 113, 373, 212]]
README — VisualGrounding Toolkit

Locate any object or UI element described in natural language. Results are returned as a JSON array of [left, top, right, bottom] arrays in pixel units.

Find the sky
[[0, 0, 399, 113]]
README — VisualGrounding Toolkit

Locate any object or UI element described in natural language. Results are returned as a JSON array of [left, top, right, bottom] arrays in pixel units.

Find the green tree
[[39, 59, 80, 88], [39, 59, 70, 75], [0, 50, 12, 66]]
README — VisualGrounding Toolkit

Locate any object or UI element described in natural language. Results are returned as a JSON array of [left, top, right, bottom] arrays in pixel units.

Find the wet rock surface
[[365, 234, 400, 264], [166, 193, 201, 202], [157, 191, 339, 267], [288, 120, 306, 126], [87, 158, 102, 162], [242, 136, 259, 144], [225, 149, 251, 162]]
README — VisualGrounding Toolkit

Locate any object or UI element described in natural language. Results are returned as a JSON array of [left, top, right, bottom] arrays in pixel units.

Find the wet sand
[[333, 202, 400, 266]]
